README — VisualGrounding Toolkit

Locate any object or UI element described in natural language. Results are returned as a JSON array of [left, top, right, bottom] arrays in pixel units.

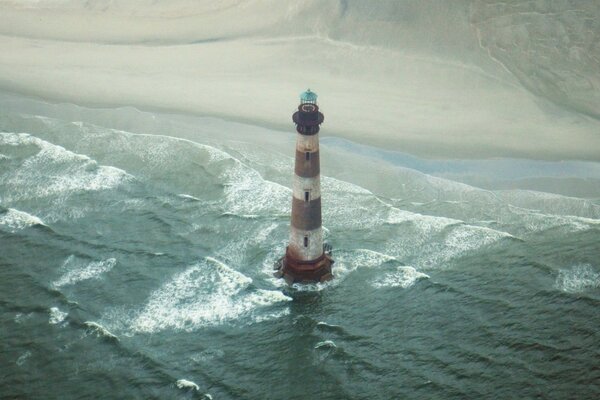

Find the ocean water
[[1, 104, 599, 399]]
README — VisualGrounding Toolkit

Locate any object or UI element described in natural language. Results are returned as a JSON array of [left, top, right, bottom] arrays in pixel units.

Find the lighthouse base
[[275, 248, 333, 285]]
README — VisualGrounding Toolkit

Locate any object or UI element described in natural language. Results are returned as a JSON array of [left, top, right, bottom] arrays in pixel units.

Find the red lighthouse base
[[275, 247, 334, 285]]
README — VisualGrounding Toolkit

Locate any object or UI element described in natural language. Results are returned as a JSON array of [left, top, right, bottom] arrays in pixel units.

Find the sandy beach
[[1, 0, 599, 160]]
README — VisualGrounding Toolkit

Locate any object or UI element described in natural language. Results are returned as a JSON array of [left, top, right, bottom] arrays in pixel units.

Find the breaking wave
[[0, 132, 132, 203], [130, 257, 291, 333], [372, 266, 429, 289], [84, 321, 119, 341], [0, 207, 45, 232]]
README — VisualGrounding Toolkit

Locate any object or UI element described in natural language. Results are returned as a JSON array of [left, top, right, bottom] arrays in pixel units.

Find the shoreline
[[2, 88, 600, 163], [2, 89, 600, 199]]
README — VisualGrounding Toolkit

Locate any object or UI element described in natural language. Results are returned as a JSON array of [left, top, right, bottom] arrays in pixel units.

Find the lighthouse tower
[[277, 89, 333, 284]]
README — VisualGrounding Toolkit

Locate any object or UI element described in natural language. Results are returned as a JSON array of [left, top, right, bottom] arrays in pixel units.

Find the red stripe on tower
[[276, 89, 334, 284]]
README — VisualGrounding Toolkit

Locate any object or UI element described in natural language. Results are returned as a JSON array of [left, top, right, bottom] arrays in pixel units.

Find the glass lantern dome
[[300, 89, 318, 104]]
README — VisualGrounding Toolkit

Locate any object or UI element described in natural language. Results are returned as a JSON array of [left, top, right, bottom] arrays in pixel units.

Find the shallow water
[[1, 104, 599, 399]]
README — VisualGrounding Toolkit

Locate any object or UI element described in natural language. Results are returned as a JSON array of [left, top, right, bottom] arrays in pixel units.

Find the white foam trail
[[190, 349, 224, 363], [131, 257, 291, 333], [176, 379, 199, 391], [0, 208, 45, 232], [84, 321, 119, 341], [555, 264, 600, 294], [53, 256, 116, 288], [49, 307, 68, 325], [282, 248, 396, 292], [372, 266, 430, 289]]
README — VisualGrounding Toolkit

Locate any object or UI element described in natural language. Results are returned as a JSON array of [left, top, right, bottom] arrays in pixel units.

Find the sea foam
[[131, 257, 291, 333], [49, 307, 68, 325], [372, 266, 430, 289], [53, 256, 117, 288], [0, 132, 132, 205], [221, 158, 290, 216], [555, 264, 600, 293], [0, 208, 45, 232]]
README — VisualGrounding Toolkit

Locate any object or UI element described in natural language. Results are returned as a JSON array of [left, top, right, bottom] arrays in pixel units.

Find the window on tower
[[304, 236, 309, 248], [304, 191, 310, 202], [305, 151, 310, 161]]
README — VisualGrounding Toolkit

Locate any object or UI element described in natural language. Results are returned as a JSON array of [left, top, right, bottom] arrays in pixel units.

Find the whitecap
[[316, 321, 341, 329], [16, 351, 32, 366], [372, 266, 430, 289], [555, 264, 600, 293], [130, 257, 291, 333], [14, 312, 34, 324], [53, 256, 117, 288], [176, 379, 199, 391], [49, 307, 68, 325], [315, 340, 337, 349], [178, 193, 200, 201], [0, 208, 45, 232], [84, 321, 119, 341]]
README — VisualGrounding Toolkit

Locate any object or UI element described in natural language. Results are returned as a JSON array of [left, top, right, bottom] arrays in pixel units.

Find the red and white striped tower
[[277, 89, 333, 284]]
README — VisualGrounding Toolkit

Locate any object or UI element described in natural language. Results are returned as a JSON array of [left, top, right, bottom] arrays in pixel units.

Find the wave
[[0, 132, 132, 214], [129, 257, 291, 333], [177, 193, 200, 201], [220, 155, 290, 217], [372, 266, 429, 289], [315, 340, 337, 349], [507, 205, 600, 235], [84, 321, 119, 341], [555, 264, 600, 294], [215, 221, 280, 267], [53, 256, 117, 288], [0, 207, 45, 232]]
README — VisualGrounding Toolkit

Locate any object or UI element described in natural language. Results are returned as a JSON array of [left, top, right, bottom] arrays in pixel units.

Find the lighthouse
[[276, 89, 334, 284]]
